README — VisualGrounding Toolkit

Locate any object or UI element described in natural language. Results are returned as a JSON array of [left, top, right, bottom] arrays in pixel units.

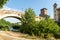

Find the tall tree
[[0, 0, 8, 8], [20, 8, 36, 34]]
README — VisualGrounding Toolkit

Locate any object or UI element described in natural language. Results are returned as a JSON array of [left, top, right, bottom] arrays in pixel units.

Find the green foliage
[[20, 8, 36, 34], [0, 19, 11, 30], [38, 19, 59, 38], [21, 8, 36, 24], [39, 19, 59, 33], [0, 0, 8, 8]]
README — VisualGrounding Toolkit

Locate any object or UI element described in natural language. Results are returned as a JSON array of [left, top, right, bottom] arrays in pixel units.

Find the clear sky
[[4, 0, 60, 23]]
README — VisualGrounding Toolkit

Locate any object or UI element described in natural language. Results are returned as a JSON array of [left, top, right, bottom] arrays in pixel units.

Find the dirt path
[[0, 31, 31, 40]]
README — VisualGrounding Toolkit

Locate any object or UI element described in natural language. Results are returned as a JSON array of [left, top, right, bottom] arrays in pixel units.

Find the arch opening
[[3, 16, 21, 23], [2, 16, 22, 31]]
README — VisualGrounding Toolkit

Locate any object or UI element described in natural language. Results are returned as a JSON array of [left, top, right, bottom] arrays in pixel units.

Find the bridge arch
[[0, 10, 24, 20], [1, 15, 21, 20]]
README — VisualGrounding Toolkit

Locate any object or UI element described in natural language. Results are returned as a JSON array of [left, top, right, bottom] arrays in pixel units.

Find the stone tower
[[53, 3, 57, 21], [40, 8, 47, 15], [39, 8, 49, 20]]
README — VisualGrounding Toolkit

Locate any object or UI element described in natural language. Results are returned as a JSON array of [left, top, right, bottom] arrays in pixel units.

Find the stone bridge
[[0, 9, 24, 19]]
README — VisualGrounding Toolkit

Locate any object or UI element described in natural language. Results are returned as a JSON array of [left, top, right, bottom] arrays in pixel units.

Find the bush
[[0, 19, 11, 31], [38, 19, 59, 38]]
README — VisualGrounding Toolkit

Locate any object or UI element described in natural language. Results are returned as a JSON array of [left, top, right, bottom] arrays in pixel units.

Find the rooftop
[[41, 8, 47, 11]]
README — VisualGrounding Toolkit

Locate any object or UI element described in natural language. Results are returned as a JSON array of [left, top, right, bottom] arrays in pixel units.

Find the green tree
[[20, 8, 36, 34], [0, 0, 8, 8]]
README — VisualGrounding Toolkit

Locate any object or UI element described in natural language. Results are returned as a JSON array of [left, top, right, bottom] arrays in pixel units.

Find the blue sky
[[4, 0, 60, 23]]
